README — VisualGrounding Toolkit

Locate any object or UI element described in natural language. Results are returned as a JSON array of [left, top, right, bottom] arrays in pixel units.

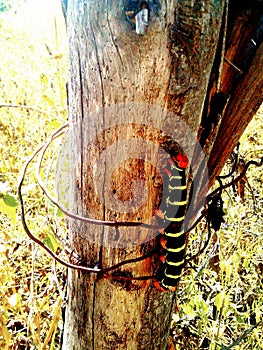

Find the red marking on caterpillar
[[163, 167, 172, 176], [159, 255, 166, 264], [172, 154, 189, 169], [159, 237, 167, 249]]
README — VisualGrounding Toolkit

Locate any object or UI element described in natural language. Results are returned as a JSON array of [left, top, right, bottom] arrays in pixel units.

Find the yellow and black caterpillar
[[154, 153, 188, 292]]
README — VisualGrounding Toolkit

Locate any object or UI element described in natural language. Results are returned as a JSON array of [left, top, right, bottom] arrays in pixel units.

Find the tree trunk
[[62, 1, 262, 349]]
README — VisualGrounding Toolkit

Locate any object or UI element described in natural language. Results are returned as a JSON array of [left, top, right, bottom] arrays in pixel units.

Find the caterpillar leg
[[153, 280, 177, 292]]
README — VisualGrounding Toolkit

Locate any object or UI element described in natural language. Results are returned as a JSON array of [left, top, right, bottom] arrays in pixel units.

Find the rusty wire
[[18, 123, 263, 281], [17, 124, 156, 279]]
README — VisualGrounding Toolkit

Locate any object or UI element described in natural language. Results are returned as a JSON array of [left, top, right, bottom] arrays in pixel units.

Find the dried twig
[[185, 157, 263, 234], [0, 103, 55, 116]]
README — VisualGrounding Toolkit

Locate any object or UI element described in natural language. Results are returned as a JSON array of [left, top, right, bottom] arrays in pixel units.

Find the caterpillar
[[154, 153, 188, 292]]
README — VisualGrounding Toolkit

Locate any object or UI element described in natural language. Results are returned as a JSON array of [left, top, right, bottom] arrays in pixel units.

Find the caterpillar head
[[172, 154, 189, 169], [159, 137, 188, 169]]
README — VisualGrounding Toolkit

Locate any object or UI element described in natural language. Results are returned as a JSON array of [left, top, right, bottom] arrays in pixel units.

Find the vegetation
[[0, 1, 67, 349], [172, 116, 263, 349], [0, 1, 262, 349]]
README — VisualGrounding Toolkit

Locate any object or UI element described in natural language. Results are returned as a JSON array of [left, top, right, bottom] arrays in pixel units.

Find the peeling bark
[[208, 40, 263, 186]]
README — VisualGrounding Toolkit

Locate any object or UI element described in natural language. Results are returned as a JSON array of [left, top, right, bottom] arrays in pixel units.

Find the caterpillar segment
[[154, 153, 188, 292]]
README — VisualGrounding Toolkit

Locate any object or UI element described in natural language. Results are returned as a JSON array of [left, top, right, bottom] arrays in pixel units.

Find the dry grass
[[0, 1, 262, 349]]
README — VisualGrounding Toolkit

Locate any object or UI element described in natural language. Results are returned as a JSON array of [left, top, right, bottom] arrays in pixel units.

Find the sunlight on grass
[[0, 0, 67, 108], [0, 1, 262, 349], [1, 1, 67, 348]]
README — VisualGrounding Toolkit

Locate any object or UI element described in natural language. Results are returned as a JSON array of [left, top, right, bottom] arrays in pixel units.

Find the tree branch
[[208, 41, 263, 188]]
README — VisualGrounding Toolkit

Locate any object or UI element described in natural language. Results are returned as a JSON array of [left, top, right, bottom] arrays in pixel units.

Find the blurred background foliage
[[0, 0, 262, 349]]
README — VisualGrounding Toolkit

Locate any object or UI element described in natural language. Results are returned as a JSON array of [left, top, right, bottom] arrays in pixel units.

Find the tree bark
[[208, 40, 263, 187], [195, 3, 263, 201], [61, 1, 262, 349]]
